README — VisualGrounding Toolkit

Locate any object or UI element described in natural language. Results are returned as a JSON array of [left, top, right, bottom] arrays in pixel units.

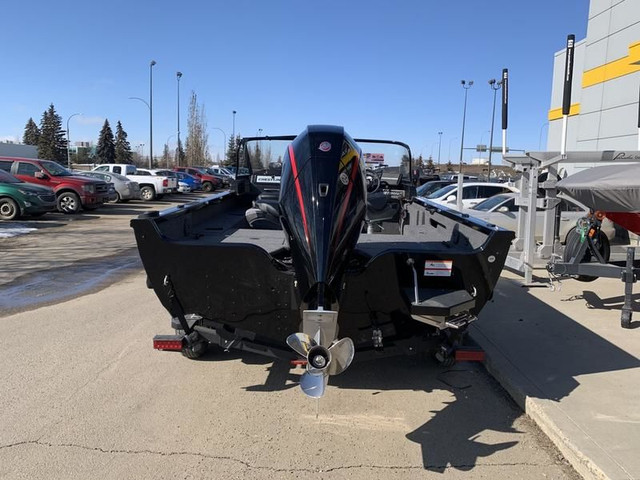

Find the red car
[[173, 167, 222, 192], [0, 157, 110, 213]]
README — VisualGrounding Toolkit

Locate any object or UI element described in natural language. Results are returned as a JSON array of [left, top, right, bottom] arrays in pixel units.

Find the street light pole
[[437, 131, 443, 167], [66, 113, 81, 168], [488, 78, 503, 180], [232, 110, 237, 138], [458, 80, 473, 210], [176, 71, 183, 166], [149, 60, 156, 169]]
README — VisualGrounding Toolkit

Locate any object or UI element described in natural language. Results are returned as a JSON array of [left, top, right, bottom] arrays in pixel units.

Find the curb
[[470, 326, 611, 480]]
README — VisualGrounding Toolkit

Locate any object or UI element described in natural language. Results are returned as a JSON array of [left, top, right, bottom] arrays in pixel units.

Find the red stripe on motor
[[288, 144, 310, 245]]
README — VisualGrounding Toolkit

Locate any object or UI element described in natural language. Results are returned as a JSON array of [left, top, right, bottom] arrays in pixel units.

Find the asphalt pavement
[[0, 271, 578, 478]]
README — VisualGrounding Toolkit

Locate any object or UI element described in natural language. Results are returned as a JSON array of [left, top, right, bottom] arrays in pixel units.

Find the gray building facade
[[548, 0, 640, 152]]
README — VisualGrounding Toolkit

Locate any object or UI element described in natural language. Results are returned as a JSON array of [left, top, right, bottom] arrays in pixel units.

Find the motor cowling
[[279, 125, 367, 309]]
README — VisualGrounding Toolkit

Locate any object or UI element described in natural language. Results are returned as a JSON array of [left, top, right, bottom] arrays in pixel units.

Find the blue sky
[[1, 0, 589, 163]]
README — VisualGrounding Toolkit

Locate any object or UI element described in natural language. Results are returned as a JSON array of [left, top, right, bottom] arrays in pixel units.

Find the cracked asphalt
[[0, 196, 580, 479]]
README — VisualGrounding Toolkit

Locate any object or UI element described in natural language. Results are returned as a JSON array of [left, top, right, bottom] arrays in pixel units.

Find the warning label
[[424, 260, 453, 277]]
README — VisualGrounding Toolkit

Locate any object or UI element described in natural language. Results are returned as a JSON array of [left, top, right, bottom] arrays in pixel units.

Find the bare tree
[[185, 91, 210, 166]]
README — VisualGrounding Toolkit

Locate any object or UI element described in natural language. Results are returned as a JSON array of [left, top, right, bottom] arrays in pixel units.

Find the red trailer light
[[455, 348, 485, 362], [163, 179, 168, 187], [153, 335, 184, 351]]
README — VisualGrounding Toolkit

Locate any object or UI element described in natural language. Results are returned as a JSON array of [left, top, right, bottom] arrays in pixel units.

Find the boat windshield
[[239, 137, 411, 181]]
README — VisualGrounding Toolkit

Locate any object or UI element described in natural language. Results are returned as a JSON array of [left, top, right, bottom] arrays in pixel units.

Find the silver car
[[78, 170, 141, 202], [464, 192, 616, 243]]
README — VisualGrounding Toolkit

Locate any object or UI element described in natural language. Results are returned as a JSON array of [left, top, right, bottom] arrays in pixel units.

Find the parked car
[[0, 169, 57, 220], [177, 180, 192, 193], [416, 179, 457, 197], [208, 166, 234, 184], [173, 167, 222, 192], [136, 169, 179, 194], [463, 192, 616, 243], [175, 171, 202, 191], [0, 157, 110, 213], [426, 181, 519, 209], [76, 170, 141, 202], [92, 164, 174, 201], [149, 169, 180, 193]]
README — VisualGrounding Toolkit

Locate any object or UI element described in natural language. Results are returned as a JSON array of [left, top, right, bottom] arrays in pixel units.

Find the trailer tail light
[[153, 335, 183, 351], [455, 348, 485, 362], [163, 179, 168, 187]]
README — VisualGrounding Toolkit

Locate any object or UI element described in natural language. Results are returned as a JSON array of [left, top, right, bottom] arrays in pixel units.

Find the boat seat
[[245, 194, 281, 230]]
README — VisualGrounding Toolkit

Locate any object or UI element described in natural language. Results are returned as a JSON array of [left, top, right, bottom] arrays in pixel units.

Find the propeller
[[286, 332, 355, 398]]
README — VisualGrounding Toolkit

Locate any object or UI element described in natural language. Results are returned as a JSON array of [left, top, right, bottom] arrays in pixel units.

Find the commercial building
[[548, 0, 640, 153]]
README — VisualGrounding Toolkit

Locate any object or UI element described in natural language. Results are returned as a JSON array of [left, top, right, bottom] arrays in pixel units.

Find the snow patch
[[0, 223, 38, 238]]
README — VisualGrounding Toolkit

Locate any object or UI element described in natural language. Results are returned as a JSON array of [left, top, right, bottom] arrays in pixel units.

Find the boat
[[131, 125, 514, 397], [557, 163, 640, 235]]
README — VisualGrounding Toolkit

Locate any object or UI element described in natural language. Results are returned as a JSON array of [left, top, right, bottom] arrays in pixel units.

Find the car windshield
[[41, 160, 72, 176], [417, 181, 450, 197], [0, 170, 22, 183], [427, 184, 457, 199], [472, 194, 512, 211]]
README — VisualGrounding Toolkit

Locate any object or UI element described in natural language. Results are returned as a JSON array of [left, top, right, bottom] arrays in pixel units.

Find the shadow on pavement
[[476, 276, 640, 401]]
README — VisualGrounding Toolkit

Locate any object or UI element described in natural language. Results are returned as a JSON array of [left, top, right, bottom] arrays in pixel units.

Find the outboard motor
[[280, 125, 366, 397]]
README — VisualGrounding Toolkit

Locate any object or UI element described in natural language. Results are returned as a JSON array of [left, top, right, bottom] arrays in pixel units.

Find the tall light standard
[[458, 80, 473, 168], [129, 96, 150, 165], [488, 77, 503, 180], [176, 71, 183, 166], [458, 80, 473, 211], [149, 60, 156, 169], [66, 113, 81, 167], [232, 110, 237, 138], [437, 131, 443, 167]]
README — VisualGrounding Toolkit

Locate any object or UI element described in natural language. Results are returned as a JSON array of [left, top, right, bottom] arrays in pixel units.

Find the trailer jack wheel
[[434, 344, 456, 367], [181, 332, 207, 359]]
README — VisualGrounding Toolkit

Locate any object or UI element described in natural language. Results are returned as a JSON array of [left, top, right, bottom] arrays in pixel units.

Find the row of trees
[[23, 104, 136, 165], [22, 92, 240, 167]]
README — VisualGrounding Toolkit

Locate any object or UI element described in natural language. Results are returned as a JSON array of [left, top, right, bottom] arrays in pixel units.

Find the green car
[[0, 169, 57, 220]]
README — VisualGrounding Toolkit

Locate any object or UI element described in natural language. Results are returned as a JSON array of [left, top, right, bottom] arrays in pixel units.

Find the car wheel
[[140, 186, 156, 201], [563, 228, 611, 282], [202, 181, 213, 192], [0, 197, 19, 221], [57, 192, 81, 214]]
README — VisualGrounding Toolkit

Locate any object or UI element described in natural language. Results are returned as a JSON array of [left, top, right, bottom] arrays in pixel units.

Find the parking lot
[[0, 191, 582, 479]]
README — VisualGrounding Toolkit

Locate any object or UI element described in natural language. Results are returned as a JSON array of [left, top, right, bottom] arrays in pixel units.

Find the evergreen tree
[[224, 134, 242, 167], [114, 121, 133, 164], [96, 120, 116, 164], [37, 104, 67, 163], [23, 118, 40, 146]]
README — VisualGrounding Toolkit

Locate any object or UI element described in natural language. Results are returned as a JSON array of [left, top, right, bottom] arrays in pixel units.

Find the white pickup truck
[[92, 164, 176, 201]]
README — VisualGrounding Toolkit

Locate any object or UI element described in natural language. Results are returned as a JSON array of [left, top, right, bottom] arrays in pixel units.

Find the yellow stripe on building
[[582, 41, 640, 88], [548, 103, 581, 121]]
